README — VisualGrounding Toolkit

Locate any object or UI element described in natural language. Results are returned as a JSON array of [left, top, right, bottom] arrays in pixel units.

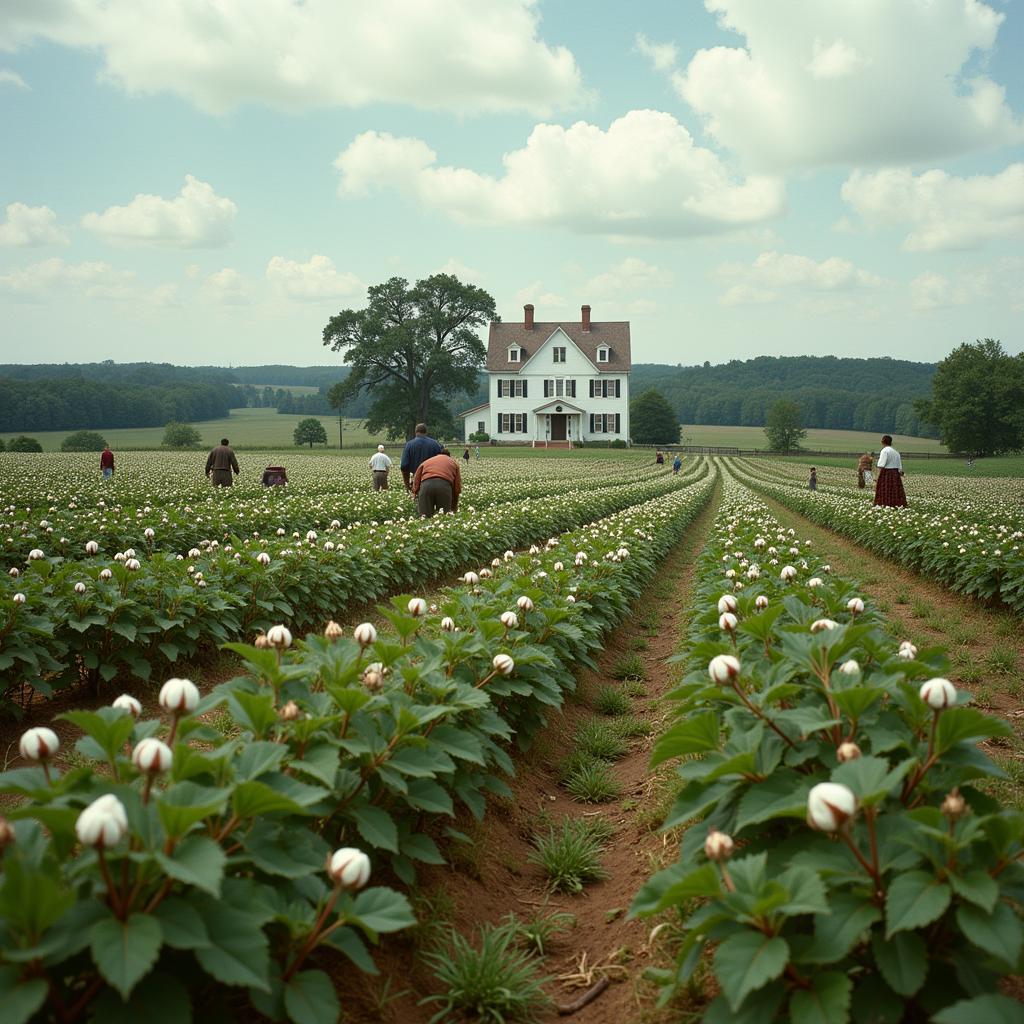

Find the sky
[[0, 0, 1022, 368]]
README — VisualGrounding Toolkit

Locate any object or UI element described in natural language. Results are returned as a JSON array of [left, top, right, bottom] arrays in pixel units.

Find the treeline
[[0, 376, 237, 433], [630, 356, 938, 436]]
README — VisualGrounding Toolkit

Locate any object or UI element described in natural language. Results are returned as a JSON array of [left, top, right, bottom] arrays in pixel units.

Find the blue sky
[[0, 0, 1021, 367]]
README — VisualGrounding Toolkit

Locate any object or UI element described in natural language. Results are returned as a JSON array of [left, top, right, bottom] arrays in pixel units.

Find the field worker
[[857, 452, 873, 489], [369, 444, 392, 491], [655, 450, 665, 465], [475, 445, 481, 459], [412, 448, 461, 518], [672, 454, 682, 475], [100, 444, 115, 480], [400, 423, 442, 493], [463, 446, 471, 465], [205, 438, 240, 487], [874, 435, 907, 508], [808, 467, 817, 491]]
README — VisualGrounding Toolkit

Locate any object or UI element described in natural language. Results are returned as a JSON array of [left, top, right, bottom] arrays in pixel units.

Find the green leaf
[[775, 866, 829, 916], [849, 973, 904, 1024], [932, 994, 1024, 1024], [936, 707, 1010, 753], [87, 971, 192, 1024], [947, 870, 998, 913], [231, 780, 307, 818], [155, 836, 226, 897], [789, 971, 852, 1024], [871, 929, 926, 996], [650, 711, 719, 766], [885, 871, 951, 937], [194, 906, 270, 991], [242, 821, 328, 878], [90, 912, 163, 1000], [349, 887, 416, 936], [153, 899, 210, 950], [283, 970, 340, 1024], [0, 966, 48, 1024], [349, 806, 399, 852], [157, 783, 231, 839], [805, 892, 881, 964], [713, 930, 789, 1011], [833, 755, 909, 807], [0, 859, 75, 938], [404, 778, 454, 815], [235, 741, 287, 781], [322, 927, 378, 974], [956, 902, 1023, 968], [734, 770, 813, 832], [631, 862, 721, 916]]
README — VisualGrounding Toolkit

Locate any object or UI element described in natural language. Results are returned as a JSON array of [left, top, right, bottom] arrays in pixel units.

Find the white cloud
[[0, 258, 135, 301], [81, 176, 236, 247], [334, 111, 785, 240], [717, 250, 887, 305], [513, 282, 565, 311], [583, 257, 671, 297], [635, 34, 678, 73], [265, 255, 363, 301], [201, 268, 251, 305], [0, 69, 29, 89], [910, 272, 968, 311], [438, 258, 483, 283], [1, 0, 582, 116], [148, 283, 180, 307], [910, 259, 1024, 311], [841, 164, 1024, 251], [0, 203, 69, 246], [671, 0, 1023, 169]]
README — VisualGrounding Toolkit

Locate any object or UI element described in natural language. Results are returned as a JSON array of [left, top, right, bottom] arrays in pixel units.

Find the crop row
[[0, 471, 717, 1023], [728, 458, 1024, 615], [1, 461, 709, 705], [1, 454, 670, 563], [633, 472, 1022, 1023]]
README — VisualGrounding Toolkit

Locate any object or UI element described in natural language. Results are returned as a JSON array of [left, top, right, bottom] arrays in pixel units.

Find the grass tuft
[[594, 686, 631, 716], [575, 719, 629, 760], [504, 907, 576, 957], [564, 759, 622, 803], [528, 817, 609, 894], [611, 653, 646, 680]]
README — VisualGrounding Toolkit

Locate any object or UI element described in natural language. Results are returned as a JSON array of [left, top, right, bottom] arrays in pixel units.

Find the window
[[499, 413, 528, 433], [543, 378, 576, 399], [477, 421, 485, 433], [553, 347, 566, 363], [588, 378, 621, 399], [588, 413, 621, 434], [597, 347, 609, 363], [498, 379, 527, 398], [508, 348, 520, 362]]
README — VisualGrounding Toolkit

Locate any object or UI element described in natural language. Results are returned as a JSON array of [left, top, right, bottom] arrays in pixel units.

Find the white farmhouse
[[461, 304, 631, 447]]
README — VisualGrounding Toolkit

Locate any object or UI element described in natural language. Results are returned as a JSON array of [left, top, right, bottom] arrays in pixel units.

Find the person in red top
[[100, 445, 114, 480], [411, 449, 462, 518]]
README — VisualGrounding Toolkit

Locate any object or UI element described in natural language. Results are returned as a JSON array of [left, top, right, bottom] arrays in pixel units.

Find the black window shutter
[[570, 380, 576, 398], [544, 380, 550, 398], [523, 381, 528, 398], [522, 414, 528, 434], [615, 379, 621, 398], [615, 413, 621, 433], [589, 413, 594, 433], [589, 379, 594, 398], [497, 416, 503, 433]]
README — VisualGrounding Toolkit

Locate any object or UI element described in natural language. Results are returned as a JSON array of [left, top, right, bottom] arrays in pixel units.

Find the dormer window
[[596, 346, 609, 363], [508, 347, 521, 363]]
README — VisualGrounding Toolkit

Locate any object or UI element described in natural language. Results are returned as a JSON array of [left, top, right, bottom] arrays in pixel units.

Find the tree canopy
[[162, 422, 202, 448], [61, 430, 108, 452], [764, 400, 807, 452], [7, 435, 42, 452], [630, 389, 679, 445], [914, 339, 1024, 456], [293, 417, 328, 448], [323, 274, 496, 440]]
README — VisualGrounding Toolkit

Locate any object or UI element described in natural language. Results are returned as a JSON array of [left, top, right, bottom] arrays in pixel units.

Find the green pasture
[[678, 423, 945, 454]]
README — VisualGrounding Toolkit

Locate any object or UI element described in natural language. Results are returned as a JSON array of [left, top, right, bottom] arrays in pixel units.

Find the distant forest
[[1, 355, 938, 436]]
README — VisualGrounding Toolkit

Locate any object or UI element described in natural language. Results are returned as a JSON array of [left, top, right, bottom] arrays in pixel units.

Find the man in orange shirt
[[411, 448, 461, 517]]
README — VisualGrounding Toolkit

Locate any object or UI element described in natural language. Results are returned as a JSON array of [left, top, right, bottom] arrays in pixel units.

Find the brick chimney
[[581, 304, 591, 332], [524, 303, 534, 329]]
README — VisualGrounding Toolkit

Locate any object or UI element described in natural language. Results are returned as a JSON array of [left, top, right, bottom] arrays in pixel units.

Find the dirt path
[[350, 482, 723, 1024], [752, 489, 1024, 801]]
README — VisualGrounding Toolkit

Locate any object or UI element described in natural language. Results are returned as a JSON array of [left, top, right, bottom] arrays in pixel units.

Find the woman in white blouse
[[873, 434, 907, 507]]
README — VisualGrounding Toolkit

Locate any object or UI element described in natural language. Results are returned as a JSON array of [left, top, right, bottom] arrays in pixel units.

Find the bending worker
[[411, 448, 461, 518]]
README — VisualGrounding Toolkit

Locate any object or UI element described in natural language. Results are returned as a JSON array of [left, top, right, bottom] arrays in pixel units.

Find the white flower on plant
[[920, 678, 957, 710], [553, 561, 564, 572], [836, 742, 862, 763], [124, 548, 136, 558], [617, 548, 629, 559], [810, 619, 839, 633], [567, 595, 576, 603], [159, 677, 199, 714], [144, 528, 155, 540], [492, 653, 515, 676], [517, 596, 534, 612], [755, 595, 769, 611], [8, 568, 19, 577], [462, 572, 480, 585], [125, 558, 141, 571], [441, 616, 456, 632], [99, 568, 112, 581], [407, 597, 427, 617], [807, 577, 823, 589], [266, 624, 293, 648], [12, 592, 26, 605], [500, 611, 518, 629], [323, 621, 343, 640], [780, 565, 797, 581], [188, 548, 201, 559], [724, 569, 737, 579], [256, 552, 271, 566], [85, 540, 99, 555], [353, 622, 377, 647], [19, 726, 59, 762], [821, 565, 831, 574], [276, 528, 286, 537], [717, 594, 737, 615], [132, 737, 172, 774], [28, 549, 44, 561], [704, 829, 734, 862], [327, 847, 372, 889], [838, 660, 860, 676], [807, 782, 857, 832], [112, 694, 142, 717], [278, 700, 301, 721], [75, 794, 128, 849], [719, 612, 738, 633], [708, 654, 741, 684], [847, 597, 865, 615]]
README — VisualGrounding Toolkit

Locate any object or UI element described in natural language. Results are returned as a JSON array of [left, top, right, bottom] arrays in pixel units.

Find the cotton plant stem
[[730, 681, 797, 750]]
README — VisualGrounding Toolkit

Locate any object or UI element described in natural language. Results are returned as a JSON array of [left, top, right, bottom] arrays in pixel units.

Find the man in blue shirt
[[400, 423, 443, 492]]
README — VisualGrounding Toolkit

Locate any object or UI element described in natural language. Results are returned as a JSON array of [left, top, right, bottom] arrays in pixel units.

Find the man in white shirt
[[369, 445, 392, 491], [873, 434, 907, 507]]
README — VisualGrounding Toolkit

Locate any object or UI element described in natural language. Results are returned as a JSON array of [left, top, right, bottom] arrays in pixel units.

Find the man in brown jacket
[[411, 449, 461, 517], [205, 438, 240, 487]]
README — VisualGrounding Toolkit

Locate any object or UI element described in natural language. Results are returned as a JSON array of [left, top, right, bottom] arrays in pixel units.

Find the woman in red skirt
[[873, 434, 907, 507]]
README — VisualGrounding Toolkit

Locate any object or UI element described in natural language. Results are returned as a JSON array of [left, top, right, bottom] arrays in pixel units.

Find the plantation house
[[461, 304, 631, 446]]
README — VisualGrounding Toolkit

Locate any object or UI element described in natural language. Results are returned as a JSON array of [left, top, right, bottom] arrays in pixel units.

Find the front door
[[550, 414, 566, 441]]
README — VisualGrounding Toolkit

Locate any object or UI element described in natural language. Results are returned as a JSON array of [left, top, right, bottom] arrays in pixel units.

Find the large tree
[[764, 400, 806, 452], [293, 417, 327, 448], [322, 274, 496, 440], [915, 339, 1024, 456], [630, 389, 679, 445]]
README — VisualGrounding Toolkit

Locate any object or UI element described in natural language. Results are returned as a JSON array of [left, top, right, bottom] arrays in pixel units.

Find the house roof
[[487, 320, 631, 372], [459, 402, 490, 418], [532, 399, 586, 415]]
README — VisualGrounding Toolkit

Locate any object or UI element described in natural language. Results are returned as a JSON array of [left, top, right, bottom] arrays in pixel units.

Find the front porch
[[531, 398, 584, 448]]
